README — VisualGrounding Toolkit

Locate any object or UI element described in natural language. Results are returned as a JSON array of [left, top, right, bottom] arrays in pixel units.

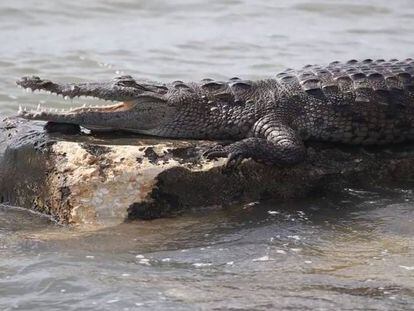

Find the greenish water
[[0, 0, 414, 310], [1, 191, 414, 310]]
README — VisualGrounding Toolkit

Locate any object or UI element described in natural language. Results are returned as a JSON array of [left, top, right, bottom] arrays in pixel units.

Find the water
[[0, 0, 414, 309]]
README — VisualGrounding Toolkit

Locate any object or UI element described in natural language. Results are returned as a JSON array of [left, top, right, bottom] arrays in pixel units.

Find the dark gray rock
[[0, 117, 414, 227]]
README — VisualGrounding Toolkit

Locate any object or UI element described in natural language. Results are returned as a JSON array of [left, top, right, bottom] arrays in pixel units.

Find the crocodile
[[16, 58, 414, 168]]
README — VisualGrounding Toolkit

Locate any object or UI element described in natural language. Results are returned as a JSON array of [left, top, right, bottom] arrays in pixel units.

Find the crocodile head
[[16, 75, 188, 136], [17, 75, 257, 139]]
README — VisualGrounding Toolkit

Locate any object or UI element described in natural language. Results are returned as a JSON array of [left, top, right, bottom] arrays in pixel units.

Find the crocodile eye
[[115, 75, 133, 80], [114, 75, 140, 88]]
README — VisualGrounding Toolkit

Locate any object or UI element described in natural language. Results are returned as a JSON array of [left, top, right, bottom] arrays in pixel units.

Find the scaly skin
[[16, 58, 414, 168]]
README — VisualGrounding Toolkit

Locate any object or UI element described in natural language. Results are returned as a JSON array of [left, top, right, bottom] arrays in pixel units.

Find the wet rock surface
[[1, 116, 414, 226]]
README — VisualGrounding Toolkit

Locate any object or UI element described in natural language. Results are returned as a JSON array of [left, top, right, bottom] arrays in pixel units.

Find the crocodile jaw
[[18, 101, 136, 120], [17, 98, 172, 134], [15, 75, 174, 132]]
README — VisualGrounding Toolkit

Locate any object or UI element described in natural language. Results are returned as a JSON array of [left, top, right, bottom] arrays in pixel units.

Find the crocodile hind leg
[[204, 116, 306, 169]]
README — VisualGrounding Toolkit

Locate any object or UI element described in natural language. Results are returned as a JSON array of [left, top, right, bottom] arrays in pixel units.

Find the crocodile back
[[275, 59, 414, 144]]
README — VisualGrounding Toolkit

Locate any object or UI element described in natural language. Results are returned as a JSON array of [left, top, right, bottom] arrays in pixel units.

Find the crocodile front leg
[[204, 116, 306, 169]]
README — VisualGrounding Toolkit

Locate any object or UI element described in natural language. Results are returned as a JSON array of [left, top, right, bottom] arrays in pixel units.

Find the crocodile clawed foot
[[203, 145, 247, 174], [203, 144, 227, 159], [222, 152, 246, 174]]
